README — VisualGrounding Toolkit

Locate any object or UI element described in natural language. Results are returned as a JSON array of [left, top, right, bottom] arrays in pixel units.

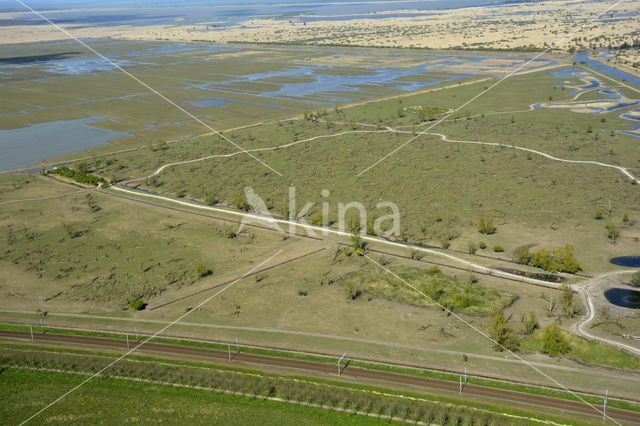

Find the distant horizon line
[[0, 0, 512, 13]]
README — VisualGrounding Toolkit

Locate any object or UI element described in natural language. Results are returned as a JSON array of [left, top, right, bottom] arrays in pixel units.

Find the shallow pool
[[604, 288, 640, 309], [610, 256, 640, 267], [0, 117, 128, 172]]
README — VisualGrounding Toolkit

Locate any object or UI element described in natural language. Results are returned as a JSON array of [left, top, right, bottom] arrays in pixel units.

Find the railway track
[[1, 330, 639, 424]]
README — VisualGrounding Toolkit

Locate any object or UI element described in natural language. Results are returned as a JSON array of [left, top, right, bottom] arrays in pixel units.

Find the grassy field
[[521, 326, 640, 372], [1, 40, 639, 408], [81, 63, 640, 273], [0, 369, 382, 425], [0, 174, 311, 311], [3, 328, 639, 414], [2, 173, 639, 398], [339, 266, 516, 316], [0, 346, 608, 425]]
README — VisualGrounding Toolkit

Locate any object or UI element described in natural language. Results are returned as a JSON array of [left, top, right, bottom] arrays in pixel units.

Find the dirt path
[[574, 272, 640, 356]]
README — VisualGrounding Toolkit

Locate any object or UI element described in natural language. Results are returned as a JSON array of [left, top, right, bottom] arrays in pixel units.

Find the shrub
[[493, 245, 504, 253], [52, 167, 106, 186], [560, 284, 577, 317], [194, 264, 212, 278], [630, 271, 640, 287], [467, 241, 478, 255], [350, 232, 366, 256], [542, 325, 570, 357], [513, 246, 531, 264], [409, 249, 424, 260], [233, 195, 250, 212], [527, 244, 581, 273], [605, 222, 621, 243], [478, 241, 487, 250], [129, 299, 146, 311], [522, 311, 538, 335], [204, 193, 219, 206], [594, 208, 605, 220], [225, 228, 237, 239], [308, 211, 324, 226], [477, 215, 496, 235], [439, 237, 451, 249], [486, 311, 518, 351]]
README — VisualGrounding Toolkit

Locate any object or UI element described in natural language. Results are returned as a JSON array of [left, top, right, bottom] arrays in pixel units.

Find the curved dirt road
[[575, 272, 640, 356]]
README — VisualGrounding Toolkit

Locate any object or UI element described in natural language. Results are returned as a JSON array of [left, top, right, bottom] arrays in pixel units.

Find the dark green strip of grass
[[0, 368, 381, 425]]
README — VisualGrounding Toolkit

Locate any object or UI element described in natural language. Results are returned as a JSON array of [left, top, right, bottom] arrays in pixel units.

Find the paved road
[[1, 330, 639, 425]]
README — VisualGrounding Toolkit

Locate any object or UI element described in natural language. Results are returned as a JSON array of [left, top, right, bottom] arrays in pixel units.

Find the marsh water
[[0, 118, 127, 171], [2, 1, 512, 27]]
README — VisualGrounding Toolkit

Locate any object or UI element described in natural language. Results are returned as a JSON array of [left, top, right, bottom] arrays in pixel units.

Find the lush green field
[[0, 369, 382, 425], [3, 327, 639, 414], [521, 326, 640, 372], [1, 347, 550, 426], [340, 266, 515, 316]]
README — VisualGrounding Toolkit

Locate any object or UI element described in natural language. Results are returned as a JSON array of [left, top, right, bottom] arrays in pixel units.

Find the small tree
[[129, 299, 146, 311], [204, 192, 219, 206], [605, 222, 621, 243], [630, 271, 640, 287], [522, 311, 538, 335], [195, 264, 212, 278], [477, 215, 496, 235], [232, 195, 250, 212], [560, 284, 576, 318], [513, 246, 531, 265], [542, 325, 570, 357], [486, 311, 517, 351], [350, 232, 366, 256], [75, 161, 89, 174], [467, 241, 478, 255]]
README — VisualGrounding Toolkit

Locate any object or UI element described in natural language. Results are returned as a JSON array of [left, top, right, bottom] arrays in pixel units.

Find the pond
[[0, 117, 128, 172], [604, 288, 640, 309], [610, 256, 640, 267]]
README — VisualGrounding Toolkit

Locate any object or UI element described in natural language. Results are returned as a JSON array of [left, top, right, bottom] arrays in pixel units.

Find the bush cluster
[[52, 167, 106, 186], [512, 244, 581, 273]]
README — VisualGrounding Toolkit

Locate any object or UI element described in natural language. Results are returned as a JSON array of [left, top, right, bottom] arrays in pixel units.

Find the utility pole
[[338, 353, 347, 376], [228, 344, 232, 362], [39, 318, 44, 333], [126, 334, 130, 350], [604, 388, 608, 420], [29, 325, 34, 342], [459, 376, 463, 394]]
